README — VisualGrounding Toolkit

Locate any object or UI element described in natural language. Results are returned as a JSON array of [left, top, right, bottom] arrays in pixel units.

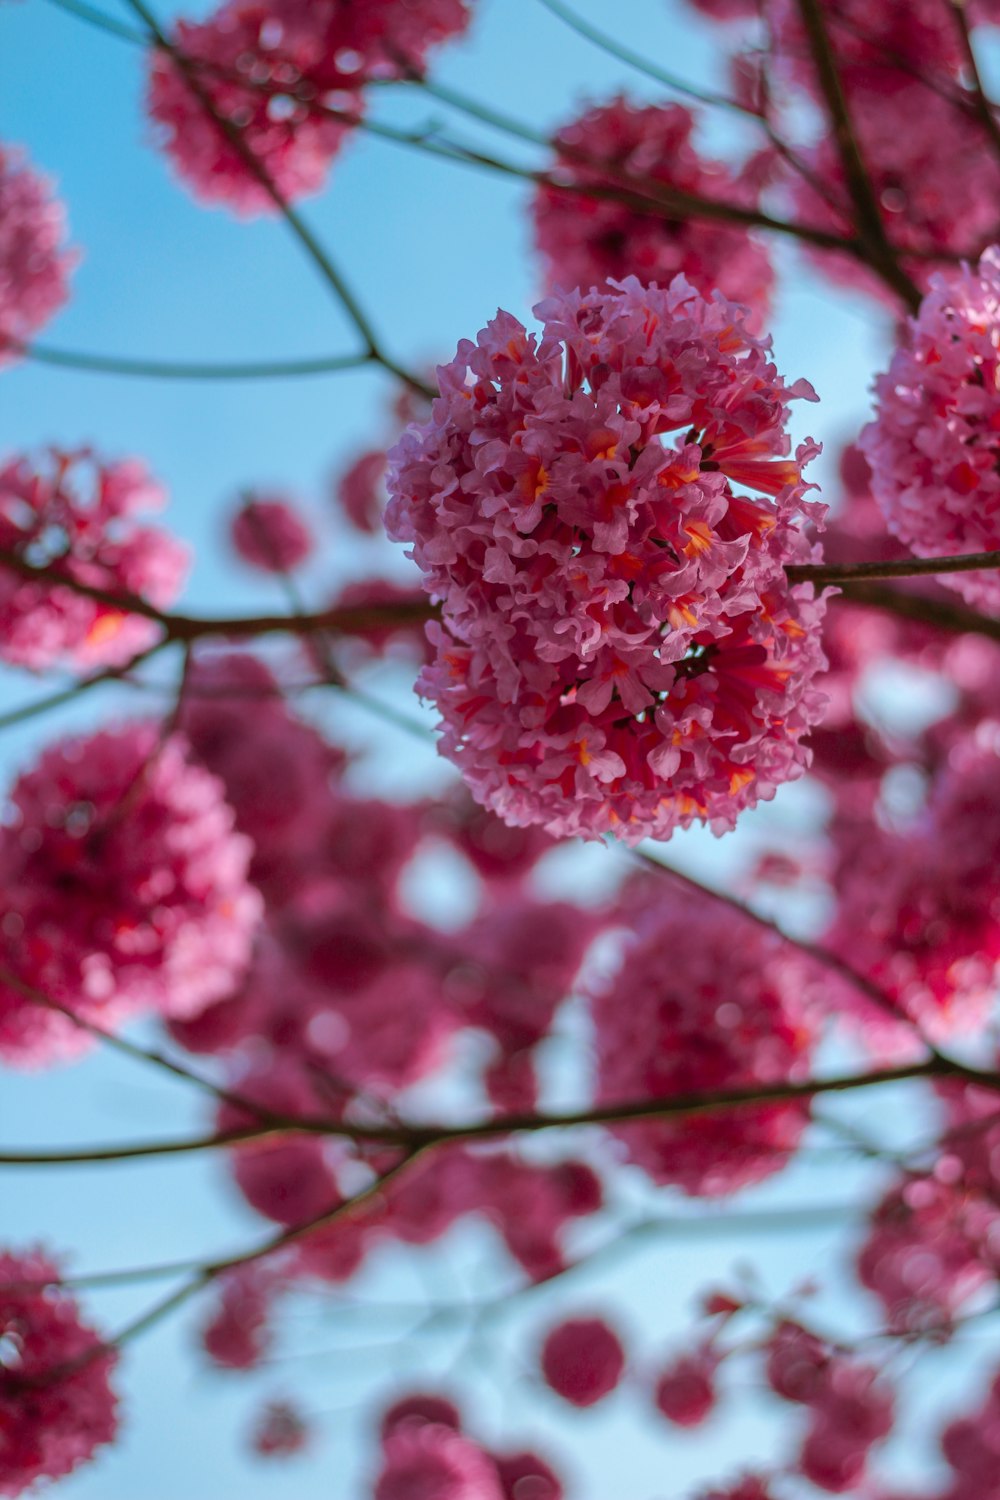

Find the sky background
[[0, 1, 989, 1496]]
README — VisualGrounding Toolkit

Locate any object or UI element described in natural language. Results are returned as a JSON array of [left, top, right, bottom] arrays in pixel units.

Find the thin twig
[[793, 0, 921, 309], [18, 342, 374, 382]]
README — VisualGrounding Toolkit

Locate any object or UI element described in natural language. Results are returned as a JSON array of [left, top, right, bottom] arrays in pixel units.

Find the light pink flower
[[861, 250, 1000, 609], [375, 1422, 503, 1500], [0, 1248, 117, 1496], [0, 447, 188, 672], [0, 145, 76, 362], [386, 276, 827, 844], [533, 99, 773, 322], [0, 723, 262, 1066], [147, 0, 471, 213]]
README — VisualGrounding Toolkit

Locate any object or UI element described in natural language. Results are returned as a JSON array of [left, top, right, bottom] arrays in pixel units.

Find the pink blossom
[[380, 1394, 463, 1440], [249, 1399, 310, 1457], [491, 1450, 564, 1500], [0, 1248, 117, 1496], [940, 1372, 1000, 1498], [539, 1317, 625, 1407], [386, 276, 827, 844], [230, 493, 313, 572], [764, 1320, 829, 1405], [857, 1174, 1000, 1335], [147, 0, 471, 214], [825, 726, 1000, 1046], [0, 145, 76, 362], [798, 1358, 894, 1494], [375, 1421, 503, 1500], [146, 1, 361, 214], [789, 90, 1000, 301], [0, 447, 188, 672], [202, 1264, 279, 1369], [653, 1345, 718, 1427], [296, 1148, 602, 1286], [0, 723, 262, 1066], [767, 0, 966, 97], [533, 99, 774, 322], [861, 250, 1000, 609], [683, 0, 758, 17], [177, 651, 346, 901], [589, 889, 814, 1194], [336, 449, 389, 534], [696, 1481, 775, 1500]]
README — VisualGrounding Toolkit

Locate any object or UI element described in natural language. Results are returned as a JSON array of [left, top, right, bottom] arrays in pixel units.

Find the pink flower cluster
[[589, 889, 814, 1195], [857, 1173, 1000, 1335], [0, 144, 75, 362], [147, 0, 471, 213], [0, 1248, 117, 1497], [0, 723, 262, 1066], [763, 1320, 894, 1493], [386, 276, 827, 843], [940, 1367, 1000, 1500], [862, 251, 1000, 609], [230, 492, 313, 572], [825, 723, 1000, 1046], [375, 1390, 562, 1500], [533, 98, 774, 321], [0, 448, 188, 672]]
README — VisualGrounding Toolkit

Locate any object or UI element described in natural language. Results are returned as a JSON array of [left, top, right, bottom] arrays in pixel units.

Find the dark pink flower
[[861, 250, 1000, 610], [249, 1399, 310, 1457], [653, 1346, 718, 1427], [590, 889, 814, 1194], [380, 1393, 463, 1441], [202, 1264, 279, 1370], [534, 98, 773, 322], [0, 723, 261, 1066], [0, 1248, 117, 1496], [386, 276, 827, 844], [798, 1358, 894, 1493], [764, 1320, 829, 1405], [0, 145, 75, 362], [336, 449, 388, 534], [492, 1450, 564, 1500], [0, 447, 188, 672], [539, 1317, 625, 1407], [230, 493, 313, 572]]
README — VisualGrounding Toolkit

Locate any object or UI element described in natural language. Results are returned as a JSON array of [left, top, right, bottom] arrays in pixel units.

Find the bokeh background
[[1, 2, 983, 1496]]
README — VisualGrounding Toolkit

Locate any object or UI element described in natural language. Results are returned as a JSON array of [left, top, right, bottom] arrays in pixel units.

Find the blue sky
[[0, 2, 945, 1497]]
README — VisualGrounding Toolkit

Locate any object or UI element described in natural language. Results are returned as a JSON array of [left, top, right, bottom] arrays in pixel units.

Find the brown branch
[[833, 580, 1000, 642], [789, 548, 1000, 584], [793, 0, 921, 309], [120, 0, 433, 401]]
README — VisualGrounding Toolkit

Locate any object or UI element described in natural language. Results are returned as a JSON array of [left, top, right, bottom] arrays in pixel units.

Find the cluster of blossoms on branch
[[386, 275, 828, 842]]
